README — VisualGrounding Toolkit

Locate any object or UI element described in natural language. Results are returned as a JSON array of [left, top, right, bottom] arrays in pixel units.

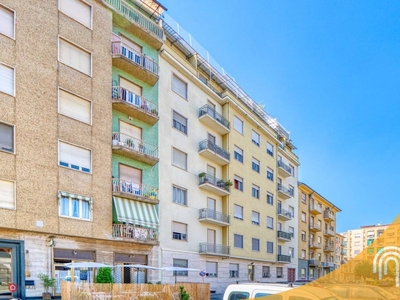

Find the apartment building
[[297, 183, 341, 281]]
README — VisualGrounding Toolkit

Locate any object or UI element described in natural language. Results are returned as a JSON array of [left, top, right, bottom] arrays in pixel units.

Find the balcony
[[111, 86, 159, 125], [321, 262, 335, 268], [198, 104, 230, 135], [112, 133, 159, 166], [103, 0, 164, 49], [277, 254, 291, 263], [112, 179, 159, 204], [309, 203, 322, 215], [198, 173, 230, 196], [198, 139, 230, 166], [309, 223, 322, 232], [277, 208, 293, 221], [199, 243, 230, 257], [112, 224, 159, 245], [309, 241, 322, 249], [277, 230, 292, 242], [324, 210, 335, 222], [277, 184, 293, 199], [277, 160, 292, 178], [323, 245, 335, 252], [309, 259, 321, 266], [324, 229, 335, 237], [198, 208, 230, 226]]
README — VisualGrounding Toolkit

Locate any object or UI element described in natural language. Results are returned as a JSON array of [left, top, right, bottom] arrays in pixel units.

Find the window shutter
[[59, 0, 91, 28], [172, 148, 187, 170], [0, 179, 14, 209], [172, 75, 187, 99], [234, 116, 243, 133], [59, 39, 91, 75], [59, 89, 91, 124], [0, 6, 14, 38], [0, 123, 13, 151], [252, 211, 259, 222], [172, 222, 186, 234], [173, 111, 187, 126], [59, 142, 91, 171], [121, 36, 142, 54], [120, 122, 141, 140], [119, 165, 141, 183], [234, 205, 242, 218], [0, 64, 14, 95], [206, 262, 217, 273], [120, 77, 142, 95]]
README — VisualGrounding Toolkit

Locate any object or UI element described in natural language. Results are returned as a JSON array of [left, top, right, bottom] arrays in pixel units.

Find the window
[[354, 241, 361, 246], [59, 38, 91, 75], [289, 227, 294, 237], [58, 89, 91, 124], [234, 175, 243, 191], [267, 216, 274, 229], [172, 147, 187, 170], [233, 116, 243, 134], [59, 0, 92, 28], [289, 185, 294, 195], [267, 192, 274, 205], [267, 241, 274, 253], [252, 238, 260, 251], [301, 268, 306, 279], [0, 122, 13, 153], [289, 164, 294, 176], [267, 167, 273, 181], [301, 250, 306, 259], [172, 111, 187, 134], [229, 264, 239, 278], [251, 157, 260, 173], [301, 231, 306, 241], [289, 247, 294, 258], [354, 250, 360, 255], [173, 258, 188, 276], [262, 266, 271, 278], [252, 211, 260, 225], [59, 141, 91, 173], [59, 191, 91, 220], [0, 63, 14, 96], [252, 185, 260, 199], [354, 233, 361, 238], [172, 185, 187, 205], [206, 262, 217, 277], [301, 212, 306, 222], [251, 130, 260, 146], [309, 268, 314, 279], [233, 145, 243, 162], [301, 193, 306, 203], [0, 179, 15, 209], [276, 267, 283, 278], [289, 206, 294, 217], [172, 221, 187, 241], [0, 5, 14, 38], [234, 204, 243, 220], [267, 142, 274, 156], [234, 234, 243, 248], [172, 74, 187, 99]]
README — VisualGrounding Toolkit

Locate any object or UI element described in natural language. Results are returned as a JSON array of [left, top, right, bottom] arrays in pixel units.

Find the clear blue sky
[[160, 0, 400, 232]]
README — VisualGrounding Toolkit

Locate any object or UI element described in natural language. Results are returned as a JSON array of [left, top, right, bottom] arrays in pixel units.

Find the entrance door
[[207, 229, 216, 253], [248, 264, 254, 281], [287, 268, 295, 282], [207, 198, 216, 220], [0, 241, 24, 300], [0, 248, 12, 300]]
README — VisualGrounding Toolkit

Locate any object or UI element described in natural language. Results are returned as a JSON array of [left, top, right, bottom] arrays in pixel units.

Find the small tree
[[95, 267, 113, 283], [354, 260, 374, 279], [179, 286, 190, 300], [38, 273, 56, 299]]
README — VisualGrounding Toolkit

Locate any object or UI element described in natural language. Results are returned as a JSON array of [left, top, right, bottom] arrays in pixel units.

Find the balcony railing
[[309, 203, 322, 214], [112, 132, 158, 158], [112, 41, 159, 75], [199, 104, 230, 129], [324, 229, 335, 236], [309, 241, 322, 248], [199, 139, 230, 161], [199, 243, 230, 256], [199, 173, 230, 192], [324, 210, 335, 221], [112, 179, 158, 200], [277, 254, 291, 263], [103, 0, 164, 40], [112, 224, 158, 242], [277, 231, 292, 241], [112, 86, 159, 116], [277, 208, 293, 220], [309, 258, 321, 266], [277, 184, 294, 197], [323, 245, 335, 252], [199, 208, 230, 224], [278, 160, 292, 175], [309, 223, 321, 231]]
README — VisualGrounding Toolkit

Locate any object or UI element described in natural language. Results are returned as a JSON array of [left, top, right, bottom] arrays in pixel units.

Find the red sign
[[8, 283, 17, 293]]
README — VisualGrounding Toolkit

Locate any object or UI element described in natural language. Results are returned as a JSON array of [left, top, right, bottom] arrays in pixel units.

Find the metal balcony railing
[[277, 208, 293, 219], [199, 208, 230, 224], [199, 139, 230, 161], [278, 160, 292, 174], [277, 254, 291, 263], [199, 243, 230, 255], [277, 184, 294, 196], [277, 231, 292, 240], [324, 210, 335, 220], [309, 241, 321, 248], [112, 86, 159, 116], [112, 133, 158, 158], [112, 224, 158, 242], [199, 173, 230, 192], [310, 203, 322, 213], [309, 223, 321, 230], [324, 229, 335, 236], [198, 104, 230, 129], [112, 179, 158, 200]]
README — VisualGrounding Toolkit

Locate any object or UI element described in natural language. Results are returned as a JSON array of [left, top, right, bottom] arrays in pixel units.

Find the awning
[[113, 197, 159, 228]]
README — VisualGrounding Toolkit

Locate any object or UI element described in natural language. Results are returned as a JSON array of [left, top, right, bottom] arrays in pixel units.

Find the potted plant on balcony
[[38, 273, 56, 300], [112, 133, 119, 146], [224, 180, 233, 190], [151, 108, 158, 115], [198, 172, 207, 183], [125, 138, 134, 149]]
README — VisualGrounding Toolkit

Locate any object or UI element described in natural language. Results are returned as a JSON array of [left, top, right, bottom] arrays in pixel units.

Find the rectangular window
[[262, 266, 271, 278], [289, 247, 295, 258], [267, 192, 274, 205], [267, 241, 274, 253], [59, 193, 90, 220], [234, 146, 243, 163], [251, 157, 260, 173], [276, 267, 283, 278], [234, 204, 243, 220], [267, 167, 273, 181], [59, 0, 92, 28], [172, 74, 187, 99], [301, 231, 306, 241], [289, 164, 294, 176], [172, 147, 187, 170], [0, 122, 14, 153], [252, 185, 260, 199], [206, 262, 217, 277], [252, 211, 260, 226], [0, 179, 15, 209], [301, 250, 306, 259], [289, 226, 294, 237], [234, 234, 243, 248], [233, 116, 243, 134], [0, 5, 14, 39], [267, 216, 274, 229], [252, 238, 260, 251], [267, 142, 274, 156], [234, 175, 243, 191], [301, 212, 306, 222], [229, 264, 239, 278], [172, 185, 187, 205], [289, 206, 294, 217], [173, 258, 188, 276], [0, 63, 14, 96], [172, 110, 187, 134], [289, 185, 294, 195], [58, 89, 91, 124], [251, 130, 260, 146], [301, 193, 306, 203], [172, 221, 187, 241], [301, 268, 306, 279], [59, 141, 91, 173], [59, 38, 91, 75]]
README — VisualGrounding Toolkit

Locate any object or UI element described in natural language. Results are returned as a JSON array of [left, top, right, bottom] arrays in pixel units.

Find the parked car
[[325, 284, 397, 300]]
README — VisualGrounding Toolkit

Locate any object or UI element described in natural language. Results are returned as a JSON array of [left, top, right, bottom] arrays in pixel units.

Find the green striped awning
[[113, 197, 159, 228], [58, 191, 91, 201]]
